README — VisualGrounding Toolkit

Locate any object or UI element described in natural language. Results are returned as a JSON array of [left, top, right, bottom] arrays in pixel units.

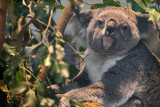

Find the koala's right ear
[[65, 10, 94, 48]]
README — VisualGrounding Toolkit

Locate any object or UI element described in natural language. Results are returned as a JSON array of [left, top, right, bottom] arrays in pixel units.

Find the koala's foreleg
[[60, 81, 137, 107], [59, 82, 105, 107]]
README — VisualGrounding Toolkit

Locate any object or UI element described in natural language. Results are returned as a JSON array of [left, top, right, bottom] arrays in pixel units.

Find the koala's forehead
[[97, 11, 128, 21], [93, 7, 137, 23]]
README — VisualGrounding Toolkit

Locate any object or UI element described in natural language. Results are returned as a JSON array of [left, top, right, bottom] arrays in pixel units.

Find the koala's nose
[[106, 19, 117, 36]]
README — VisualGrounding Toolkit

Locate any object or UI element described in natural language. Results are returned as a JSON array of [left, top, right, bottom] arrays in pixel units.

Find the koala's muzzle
[[102, 19, 117, 51], [105, 19, 117, 36]]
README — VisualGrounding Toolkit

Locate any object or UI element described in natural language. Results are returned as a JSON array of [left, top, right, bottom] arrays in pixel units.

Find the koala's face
[[87, 10, 140, 55], [69, 6, 157, 55]]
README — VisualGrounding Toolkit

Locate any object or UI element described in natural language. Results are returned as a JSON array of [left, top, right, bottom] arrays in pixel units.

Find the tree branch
[[57, 1, 73, 35], [17, 16, 36, 53], [0, 0, 8, 54]]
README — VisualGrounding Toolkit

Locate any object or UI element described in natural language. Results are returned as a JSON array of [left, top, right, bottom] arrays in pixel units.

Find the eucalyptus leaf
[[103, 0, 121, 7], [147, 8, 160, 22], [3, 57, 22, 83], [40, 97, 55, 107], [34, 1, 50, 24], [127, 0, 146, 13], [44, 54, 52, 67], [14, 2, 29, 18], [134, 0, 147, 9], [13, 68, 26, 84], [0, 60, 6, 68], [11, 82, 30, 94], [35, 81, 48, 99], [23, 89, 38, 107], [3, 43, 16, 56], [57, 94, 84, 107], [143, 0, 152, 5], [24, 42, 42, 55], [133, 0, 160, 22], [55, 5, 65, 9], [71, 0, 83, 18]]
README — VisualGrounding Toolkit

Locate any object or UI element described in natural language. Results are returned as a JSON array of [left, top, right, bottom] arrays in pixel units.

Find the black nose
[[106, 19, 117, 36]]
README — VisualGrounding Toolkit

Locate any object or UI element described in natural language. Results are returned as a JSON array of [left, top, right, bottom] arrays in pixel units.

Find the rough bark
[[57, 1, 73, 35], [0, 0, 8, 54]]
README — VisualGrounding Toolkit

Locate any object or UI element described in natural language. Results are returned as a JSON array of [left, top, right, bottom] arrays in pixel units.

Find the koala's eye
[[97, 19, 104, 27], [122, 23, 128, 31]]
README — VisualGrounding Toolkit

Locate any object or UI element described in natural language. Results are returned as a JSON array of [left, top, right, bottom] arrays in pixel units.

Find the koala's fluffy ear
[[136, 14, 159, 52], [136, 14, 158, 38], [66, 10, 94, 48]]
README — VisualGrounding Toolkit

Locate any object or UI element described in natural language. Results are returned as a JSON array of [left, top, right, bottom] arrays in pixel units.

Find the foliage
[[0, 0, 159, 107]]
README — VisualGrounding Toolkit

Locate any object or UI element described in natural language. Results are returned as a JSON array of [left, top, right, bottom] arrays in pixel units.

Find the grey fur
[[60, 6, 160, 107]]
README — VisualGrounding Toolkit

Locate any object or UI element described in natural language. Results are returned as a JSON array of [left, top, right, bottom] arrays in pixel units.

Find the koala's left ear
[[136, 14, 152, 36], [136, 14, 159, 51], [65, 9, 95, 48], [136, 14, 158, 38]]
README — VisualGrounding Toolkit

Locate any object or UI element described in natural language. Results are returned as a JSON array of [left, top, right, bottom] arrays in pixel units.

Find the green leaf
[[0, 60, 5, 68], [3, 57, 22, 83], [14, 2, 29, 18], [155, 0, 160, 5], [103, 0, 121, 7], [40, 97, 55, 107], [31, 58, 41, 76], [147, 8, 160, 22], [3, 43, 16, 56], [57, 94, 85, 107], [134, 0, 147, 9], [71, 0, 83, 18], [55, 43, 65, 60], [46, 55, 68, 84], [35, 81, 48, 99], [133, 0, 160, 22], [127, 0, 147, 13], [55, 5, 65, 9], [34, 1, 50, 23], [15, 68, 26, 84], [68, 65, 79, 79], [24, 42, 42, 56], [143, 0, 152, 5], [11, 82, 30, 94], [44, 54, 52, 67], [11, 68, 26, 86], [23, 89, 38, 107]]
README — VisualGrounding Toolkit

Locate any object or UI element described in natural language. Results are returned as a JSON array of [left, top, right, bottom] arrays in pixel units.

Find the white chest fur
[[85, 50, 125, 83]]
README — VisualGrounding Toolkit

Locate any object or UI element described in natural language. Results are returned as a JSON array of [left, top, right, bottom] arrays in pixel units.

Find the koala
[[60, 6, 160, 107]]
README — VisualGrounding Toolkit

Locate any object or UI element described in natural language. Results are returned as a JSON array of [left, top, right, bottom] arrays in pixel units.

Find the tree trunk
[[0, 0, 8, 54], [57, 1, 73, 35]]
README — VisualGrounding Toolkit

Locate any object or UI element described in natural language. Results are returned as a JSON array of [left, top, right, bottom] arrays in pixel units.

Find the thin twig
[[83, 1, 97, 9], [20, 66, 38, 81], [113, 0, 122, 7], [17, 16, 36, 53], [26, 15, 55, 31], [55, 37, 84, 63], [42, 8, 54, 46]]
